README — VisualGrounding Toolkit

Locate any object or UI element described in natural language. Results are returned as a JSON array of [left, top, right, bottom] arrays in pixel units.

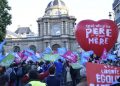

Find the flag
[[24, 49, 34, 56], [24, 49, 38, 62], [63, 51, 77, 63], [43, 54, 59, 62], [43, 46, 53, 54], [0, 39, 6, 52], [57, 47, 67, 55], [31, 55, 38, 62], [12, 52, 21, 63], [100, 48, 107, 60], [107, 54, 116, 61], [0, 53, 5, 62], [0, 54, 15, 67], [81, 51, 91, 60], [80, 57, 88, 65], [18, 51, 25, 58]]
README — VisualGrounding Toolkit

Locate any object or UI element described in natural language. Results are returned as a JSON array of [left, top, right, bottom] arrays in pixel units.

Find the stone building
[[113, 0, 120, 27], [110, 0, 120, 48], [5, 0, 78, 53]]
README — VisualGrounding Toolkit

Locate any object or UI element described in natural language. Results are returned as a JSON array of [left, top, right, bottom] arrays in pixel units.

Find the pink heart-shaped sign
[[75, 20, 118, 56]]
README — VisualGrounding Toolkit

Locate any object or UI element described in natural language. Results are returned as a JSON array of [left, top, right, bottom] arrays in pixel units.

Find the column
[[38, 23, 40, 37], [41, 23, 43, 36], [44, 22, 46, 35], [66, 22, 68, 35], [48, 22, 50, 35], [61, 22, 64, 35], [39, 23, 43, 37], [66, 41, 69, 50], [62, 21, 66, 35]]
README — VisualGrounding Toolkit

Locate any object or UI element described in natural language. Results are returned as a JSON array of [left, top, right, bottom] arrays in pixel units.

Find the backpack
[[10, 68, 17, 81]]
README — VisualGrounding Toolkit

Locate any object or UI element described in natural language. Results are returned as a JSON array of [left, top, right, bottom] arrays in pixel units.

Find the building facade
[[113, 0, 120, 27], [5, 0, 78, 53], [113, 0, 120, 43]]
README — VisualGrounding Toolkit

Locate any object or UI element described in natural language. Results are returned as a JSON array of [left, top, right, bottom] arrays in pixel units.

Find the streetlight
[[108, 12, 115, 21], [109, 12, 119, 52]]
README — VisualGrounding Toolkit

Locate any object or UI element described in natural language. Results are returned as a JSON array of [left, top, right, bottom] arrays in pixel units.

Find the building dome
[[44, 0, 68, 16]]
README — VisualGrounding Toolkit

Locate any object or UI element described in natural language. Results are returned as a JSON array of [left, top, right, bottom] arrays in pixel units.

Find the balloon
[[75, 20, 118, 56]]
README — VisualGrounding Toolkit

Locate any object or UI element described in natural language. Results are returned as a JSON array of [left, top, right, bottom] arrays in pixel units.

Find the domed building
[[5, 0, 78, 52], [44, 0, 68, 16]]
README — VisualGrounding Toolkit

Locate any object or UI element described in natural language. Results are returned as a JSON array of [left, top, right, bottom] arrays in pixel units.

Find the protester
[[21, 62, 49, 84], [45, 65, 60, 86], [0, 46, 120, 86], [54, 59, 64, 85], [76, 77, 88, 86], [54, 59, 63, 76], [25, 70, 46, 86], [0, 65, 8, 86], [70, 64, 81, 86], [65, 61, 72, 86]]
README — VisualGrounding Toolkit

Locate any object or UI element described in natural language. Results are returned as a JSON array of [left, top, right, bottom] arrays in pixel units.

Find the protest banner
[[86, 62, 120, 86]]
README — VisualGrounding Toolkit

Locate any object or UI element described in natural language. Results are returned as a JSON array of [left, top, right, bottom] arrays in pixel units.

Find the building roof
[[6, 30, 22, 38], [15, 27, 32, 34], [44, 0, 68, 16], [47, 0, 65, 8]]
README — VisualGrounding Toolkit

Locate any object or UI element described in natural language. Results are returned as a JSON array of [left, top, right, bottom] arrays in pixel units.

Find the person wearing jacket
[[45, 65, 60, 86], [0, 65, 8, 86], [25, 70, 46, 86]]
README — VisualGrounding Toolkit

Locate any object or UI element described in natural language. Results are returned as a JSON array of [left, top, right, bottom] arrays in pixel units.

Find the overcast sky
[[7, 0, 114, 34]]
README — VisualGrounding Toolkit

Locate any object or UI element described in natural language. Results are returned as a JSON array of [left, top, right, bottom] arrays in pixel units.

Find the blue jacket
[[54, 61, 63, 75], [46, 75, 60, 86]]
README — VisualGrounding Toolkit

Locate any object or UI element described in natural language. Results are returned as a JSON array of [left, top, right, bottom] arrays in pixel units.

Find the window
[[117, 9, 120, 13], [38, 24, 41, 36], [63, 21, 66, 34], [13, 46, 20, 52], [51, 23, 61, 36], [46, 42, 49, 47], [63, 41, 66, 48]]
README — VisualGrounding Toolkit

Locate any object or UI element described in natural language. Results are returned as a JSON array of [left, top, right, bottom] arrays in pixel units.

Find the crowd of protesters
[[0, 59, 84, 86], [1, 52, 120, 86], [88, 54, 120, 67]]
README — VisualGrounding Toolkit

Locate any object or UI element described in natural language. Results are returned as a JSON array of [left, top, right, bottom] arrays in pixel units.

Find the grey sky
[[7, 0, 114, 34]]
